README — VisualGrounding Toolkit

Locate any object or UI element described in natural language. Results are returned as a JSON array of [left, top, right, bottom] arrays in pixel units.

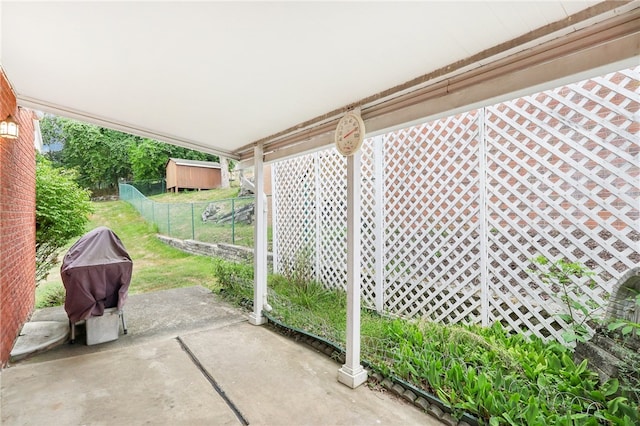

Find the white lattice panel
[[270, 66, 639, 341], [272, 154, 317, 279], [359, 139, 378, 308], [383, 112, 483, 323], [277, 144, 379, 307], [316, 149, 347, 290], [485, 66, 640, 339]]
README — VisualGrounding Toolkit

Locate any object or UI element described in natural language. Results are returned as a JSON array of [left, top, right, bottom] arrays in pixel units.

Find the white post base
[[248, 313, 267, 326], [338, 365, 368, 389]]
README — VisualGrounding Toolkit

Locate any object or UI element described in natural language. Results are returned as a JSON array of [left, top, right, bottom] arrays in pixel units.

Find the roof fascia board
[[171, 159, 221, 169], [240, 8, 639, 163], [16, 96, 241, 160], [175, 164, 221, 169]]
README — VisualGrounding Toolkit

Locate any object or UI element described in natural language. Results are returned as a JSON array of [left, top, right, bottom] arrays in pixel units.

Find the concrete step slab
[[10, 321, 69, 362]]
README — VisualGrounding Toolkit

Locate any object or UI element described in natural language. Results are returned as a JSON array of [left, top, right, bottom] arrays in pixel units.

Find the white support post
[[373, 135, 385, 313], [338, 151, 368, 389], [314, 152, 322, 283], [250, 142, 268, 326], [270, 163, 279, 274], [478, 108, 490, 327]]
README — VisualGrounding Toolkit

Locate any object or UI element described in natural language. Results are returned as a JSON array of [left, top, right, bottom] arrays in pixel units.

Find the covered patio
[[2, 286, 441, 425], [1, 1, 639, 422]]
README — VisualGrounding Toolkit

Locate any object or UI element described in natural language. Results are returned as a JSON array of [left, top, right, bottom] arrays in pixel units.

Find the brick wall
[[0, 69, 36, 367]]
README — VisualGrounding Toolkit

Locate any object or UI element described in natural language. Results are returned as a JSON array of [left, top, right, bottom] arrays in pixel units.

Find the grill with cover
[[60, 226, 132, 344]]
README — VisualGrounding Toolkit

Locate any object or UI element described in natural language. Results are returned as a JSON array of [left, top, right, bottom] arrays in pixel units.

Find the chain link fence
[[119, 183, 270, 248], [123, 179, 167, 197]]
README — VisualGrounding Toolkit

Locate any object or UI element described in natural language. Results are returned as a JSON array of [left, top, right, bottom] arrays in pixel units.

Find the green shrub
[[211, 258, 253, 306], [529, 256, 600, 343], [35, 284, 66, 308], [35, 156, 93, 283]]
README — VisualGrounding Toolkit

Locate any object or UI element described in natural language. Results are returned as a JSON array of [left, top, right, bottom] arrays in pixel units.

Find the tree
[[43, 114, 224, 188], [35, 156, 94, 283], [129, 139, 220, 181], [39, 114, 66, 166], [60, 119, 134, 191], [129, 139, 172, 181]]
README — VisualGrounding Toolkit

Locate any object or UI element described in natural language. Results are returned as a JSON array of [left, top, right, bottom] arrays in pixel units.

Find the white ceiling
[[1, 1, 636, 160]]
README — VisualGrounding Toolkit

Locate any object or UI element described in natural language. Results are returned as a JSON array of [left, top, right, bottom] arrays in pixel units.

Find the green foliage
[[608, 318, 640, 337], [39, 114, 66, 165], [35, 283, 66, 308], [60, 119, 136, 190], [607, 288, 640, 337], [149, 186, 240, 203], [605, 287, 640, 403], [214, 262, 639, 425], [129, 139, 219, 181], [377, 319, 637, 425], [129, 139, 170, 182], [211, 258, 254, 308], [530, 256, 600, 343], [35, 156, 93, 283], [530, 257, 640, 404], [42, 115, 224, 193], [277, 246, 317, 291]]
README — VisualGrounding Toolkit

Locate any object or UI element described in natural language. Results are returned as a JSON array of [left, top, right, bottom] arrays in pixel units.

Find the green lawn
[[127, 185, 270, 249], [148, 197, 257, 246], [149, 186, 241, 203], [36, 200, 220, 308]]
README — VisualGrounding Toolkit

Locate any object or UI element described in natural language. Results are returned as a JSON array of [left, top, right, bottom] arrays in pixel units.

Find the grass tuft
[[149, 187, 240, 203], [35, 283, 66, 309]]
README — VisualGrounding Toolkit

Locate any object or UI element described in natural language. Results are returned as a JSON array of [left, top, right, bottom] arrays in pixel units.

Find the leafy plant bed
[[212, 259, 640, 425], [264, 313, 478, 426]]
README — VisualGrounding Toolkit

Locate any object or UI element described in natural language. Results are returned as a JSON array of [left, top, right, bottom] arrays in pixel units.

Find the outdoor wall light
[[0, 115, 19, 139]]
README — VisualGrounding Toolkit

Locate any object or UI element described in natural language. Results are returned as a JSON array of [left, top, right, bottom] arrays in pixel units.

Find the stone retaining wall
[[157, 235, 272, 268]]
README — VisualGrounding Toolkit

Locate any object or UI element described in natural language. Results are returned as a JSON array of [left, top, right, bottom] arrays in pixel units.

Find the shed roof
[[1, 2, 638, 162], [168, 158, 221, 170]]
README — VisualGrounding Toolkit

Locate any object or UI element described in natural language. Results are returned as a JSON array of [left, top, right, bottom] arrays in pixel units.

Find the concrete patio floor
[[1, 286, 443, 425]]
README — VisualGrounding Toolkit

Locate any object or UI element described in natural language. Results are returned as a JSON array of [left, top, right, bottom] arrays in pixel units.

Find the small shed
[[166, 158, 221, 192]]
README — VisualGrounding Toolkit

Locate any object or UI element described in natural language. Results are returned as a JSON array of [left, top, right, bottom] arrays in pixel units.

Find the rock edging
[[157, 235, 273, 267]]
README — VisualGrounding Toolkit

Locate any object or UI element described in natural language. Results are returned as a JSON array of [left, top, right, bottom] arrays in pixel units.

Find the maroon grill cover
[[60, 226, 132, 323]]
